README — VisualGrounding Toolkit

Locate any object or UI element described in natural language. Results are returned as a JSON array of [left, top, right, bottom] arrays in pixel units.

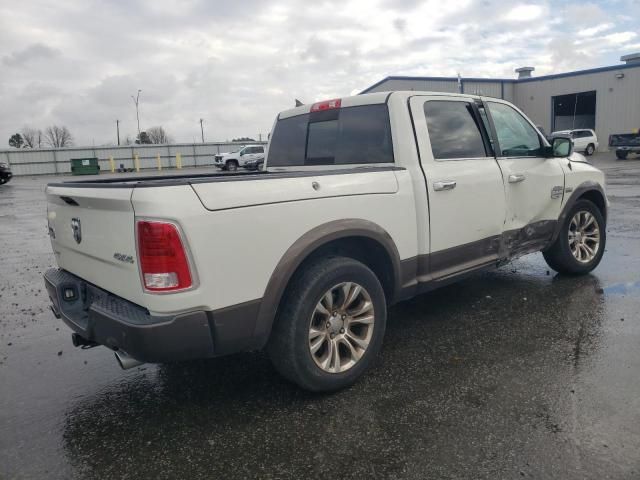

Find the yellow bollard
[[176, 153, 182, 169], [156, 154, 162, 171], [109, 156, 115, 173], [134, 153, 140, 172]]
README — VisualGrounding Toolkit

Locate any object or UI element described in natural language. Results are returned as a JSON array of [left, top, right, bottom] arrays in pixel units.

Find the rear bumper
[[44, 268, 216, 362]]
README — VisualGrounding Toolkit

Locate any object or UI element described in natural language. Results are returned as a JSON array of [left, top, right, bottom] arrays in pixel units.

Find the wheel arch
[[547, 181, 607, 248], [252, 219, 402, 348]]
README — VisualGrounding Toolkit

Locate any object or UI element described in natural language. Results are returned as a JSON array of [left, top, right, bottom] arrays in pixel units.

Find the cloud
[[2, 43, 60, 67], [577, 23, 614, 37], [0, 0, 637, 147], [502, 4, 545, 22]]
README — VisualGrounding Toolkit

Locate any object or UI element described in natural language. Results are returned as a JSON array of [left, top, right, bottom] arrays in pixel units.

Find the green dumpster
[[70, 157, 100, 175]]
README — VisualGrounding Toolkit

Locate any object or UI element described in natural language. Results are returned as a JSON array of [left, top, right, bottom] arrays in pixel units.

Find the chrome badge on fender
[[71, 218, 82, 244]]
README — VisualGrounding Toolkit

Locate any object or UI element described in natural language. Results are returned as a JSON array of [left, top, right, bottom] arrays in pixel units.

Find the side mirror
[[548, 136, 573, 157]]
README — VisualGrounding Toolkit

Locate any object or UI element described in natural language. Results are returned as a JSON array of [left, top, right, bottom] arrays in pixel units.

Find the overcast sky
[[1, 0, 639, 147]]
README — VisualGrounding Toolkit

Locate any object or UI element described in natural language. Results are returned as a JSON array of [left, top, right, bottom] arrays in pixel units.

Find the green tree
[[9, 133, 24, 148], [135, 131, 152, 144]]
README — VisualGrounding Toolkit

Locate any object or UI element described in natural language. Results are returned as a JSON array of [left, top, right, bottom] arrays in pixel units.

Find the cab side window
[[423, 100, 488, 160], [487, 102, 542, 157]]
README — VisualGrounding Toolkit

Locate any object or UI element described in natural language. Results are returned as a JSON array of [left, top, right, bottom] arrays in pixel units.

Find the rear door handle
[[433, 180, 457, 191], [508, 174, 526, 184]]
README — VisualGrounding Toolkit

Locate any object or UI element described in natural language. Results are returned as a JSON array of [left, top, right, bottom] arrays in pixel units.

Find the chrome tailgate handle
[[433, 180, 457, 191], [508, 174, 526, 183]]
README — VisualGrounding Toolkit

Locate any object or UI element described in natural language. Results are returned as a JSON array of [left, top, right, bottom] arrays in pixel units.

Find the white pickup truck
[[213, 144, 265, 171], [44, 91, 608, 391]]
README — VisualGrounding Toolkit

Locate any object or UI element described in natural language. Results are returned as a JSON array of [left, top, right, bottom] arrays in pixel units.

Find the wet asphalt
[[1, 155, 639, 479]]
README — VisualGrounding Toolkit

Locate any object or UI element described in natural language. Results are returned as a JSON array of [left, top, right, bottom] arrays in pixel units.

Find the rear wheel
[[616, 150, 628, 160], [268, 256, 387, 391], [585, 143, 595, 156], [226, 160, 238, 171], [543, 199, 606, 275]]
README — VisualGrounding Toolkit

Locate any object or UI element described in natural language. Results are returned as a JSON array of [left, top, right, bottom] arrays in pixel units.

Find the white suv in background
[[214, 145, 265, 171], [551, 129, 598, 156]]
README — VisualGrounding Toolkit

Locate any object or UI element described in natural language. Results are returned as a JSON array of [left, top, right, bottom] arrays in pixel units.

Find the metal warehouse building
[[362, 52, 640, 151]]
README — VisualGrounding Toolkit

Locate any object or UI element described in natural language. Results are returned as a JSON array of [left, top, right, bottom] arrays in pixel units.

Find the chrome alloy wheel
[[568, 211, 601, 263], [308, 282, 375, 373]]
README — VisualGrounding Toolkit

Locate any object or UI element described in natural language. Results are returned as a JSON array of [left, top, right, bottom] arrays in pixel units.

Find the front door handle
[[433, 180, 457, 191], [508, 174, 526, 184]]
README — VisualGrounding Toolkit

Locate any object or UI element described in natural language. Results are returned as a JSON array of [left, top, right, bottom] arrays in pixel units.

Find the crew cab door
[[409, 96, 506, 277], [482, 99, 565, 245]]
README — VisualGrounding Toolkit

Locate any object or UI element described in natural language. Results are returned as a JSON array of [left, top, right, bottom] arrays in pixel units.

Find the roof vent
[[515, 66, 535, 79], [620, 52, 640, 64]]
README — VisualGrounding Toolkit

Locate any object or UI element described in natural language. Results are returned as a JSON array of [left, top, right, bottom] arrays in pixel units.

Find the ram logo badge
[[70, 218, 82, 244], [551, 186, 564, 199]]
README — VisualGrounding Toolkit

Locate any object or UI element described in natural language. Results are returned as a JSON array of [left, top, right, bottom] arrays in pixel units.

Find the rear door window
[[268, 104, 394, 167], [423, 100, 489, 159]]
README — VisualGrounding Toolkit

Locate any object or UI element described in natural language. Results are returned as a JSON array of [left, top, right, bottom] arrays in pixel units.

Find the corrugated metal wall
[[365, 66, 640, 152], [514, 67, 640, 150], [462, 81, 503, 98], [1, 142, 267, 176]]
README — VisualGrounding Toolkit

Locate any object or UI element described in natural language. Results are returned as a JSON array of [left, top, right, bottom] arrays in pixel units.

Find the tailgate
[[46, 185, 141, 303]]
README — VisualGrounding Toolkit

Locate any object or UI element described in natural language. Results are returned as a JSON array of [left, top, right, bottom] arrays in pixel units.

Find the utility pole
[[116, 119, 120, 146], [131, 89, 142, 139], [199, 118, 205, 143]]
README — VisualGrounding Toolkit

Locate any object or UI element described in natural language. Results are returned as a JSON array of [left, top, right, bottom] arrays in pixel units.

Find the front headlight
[[0, 163, 7, 168]]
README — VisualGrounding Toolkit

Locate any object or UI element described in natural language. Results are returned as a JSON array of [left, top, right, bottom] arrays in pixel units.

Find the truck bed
[[47, 169, 265, 188]]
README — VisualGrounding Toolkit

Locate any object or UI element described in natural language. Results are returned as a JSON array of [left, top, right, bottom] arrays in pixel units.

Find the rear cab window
[[267, 104, 394, 167]]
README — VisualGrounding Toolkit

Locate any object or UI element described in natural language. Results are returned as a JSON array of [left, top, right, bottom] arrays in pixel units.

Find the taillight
[[137, 220, 193, 292], [310, 98, 341, 112]]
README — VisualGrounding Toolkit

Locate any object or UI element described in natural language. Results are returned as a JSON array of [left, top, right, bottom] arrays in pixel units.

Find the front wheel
[[543, 199, 606, 275], [616, 150, 628, 160], [268, 256, 387, 391], [585, 144, 595, 156], [226, 160, 238, 171]]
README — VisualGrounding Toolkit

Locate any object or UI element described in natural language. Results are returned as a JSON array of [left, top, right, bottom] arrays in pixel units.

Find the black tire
[[616, 150, 628, 160], [543, 199, 606, 275], [226, 160, 238, 171], [585, 144, 595, 156], [267, 256, 387, 392]]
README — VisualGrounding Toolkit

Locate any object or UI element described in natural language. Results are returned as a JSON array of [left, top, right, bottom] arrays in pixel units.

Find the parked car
[[43, 91, 607, 391], [609, 131, 640, 160], [243, 156, 265, 171], [214, 145, 265, 171], [0, 162, 13, 184], [550, 129, 598, 155]]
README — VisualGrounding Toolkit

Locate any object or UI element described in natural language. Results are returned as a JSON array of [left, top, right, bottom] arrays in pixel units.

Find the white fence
[[0, 142, 267, 176]]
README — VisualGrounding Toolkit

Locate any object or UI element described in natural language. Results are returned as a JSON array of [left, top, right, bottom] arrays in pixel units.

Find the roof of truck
[[277, 91, 484, 119]]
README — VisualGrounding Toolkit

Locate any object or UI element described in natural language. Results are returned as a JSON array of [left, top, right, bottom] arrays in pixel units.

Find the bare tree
[[44, 126, 73, 148], [146, 126, 172, 144], [21, 127, 42, 148]]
